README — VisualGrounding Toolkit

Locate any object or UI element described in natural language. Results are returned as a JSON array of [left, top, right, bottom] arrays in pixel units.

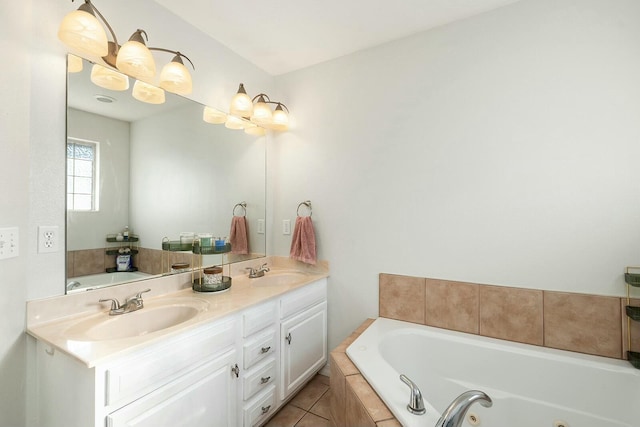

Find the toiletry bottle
[[123, 226, 129, 241]]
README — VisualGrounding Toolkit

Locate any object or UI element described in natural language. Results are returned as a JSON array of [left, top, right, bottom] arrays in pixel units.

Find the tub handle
[[400, 374, 426, 415]]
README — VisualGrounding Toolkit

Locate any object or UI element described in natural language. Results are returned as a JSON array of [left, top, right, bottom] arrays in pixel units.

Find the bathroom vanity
[[27, 261, 328, 427]]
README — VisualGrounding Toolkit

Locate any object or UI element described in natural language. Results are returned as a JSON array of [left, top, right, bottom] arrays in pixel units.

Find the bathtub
[[67, 271, 152, 292], [346, 318, 640, 427]]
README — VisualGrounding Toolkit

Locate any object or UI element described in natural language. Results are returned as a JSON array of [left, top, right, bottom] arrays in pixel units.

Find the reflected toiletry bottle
[[123, 226, 129, 241]]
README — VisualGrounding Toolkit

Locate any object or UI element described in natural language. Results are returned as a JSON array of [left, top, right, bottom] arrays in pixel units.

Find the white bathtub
[[67, 271, 152, 292], [346, 318, 640, 427]]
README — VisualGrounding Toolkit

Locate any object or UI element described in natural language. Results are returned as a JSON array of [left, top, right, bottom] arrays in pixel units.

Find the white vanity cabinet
[[36, 317, 239, 427], [279, 278, 328, 400]]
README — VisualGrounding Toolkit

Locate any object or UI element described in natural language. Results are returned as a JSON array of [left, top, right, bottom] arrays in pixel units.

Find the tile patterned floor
[[265, 374, 333, 427]]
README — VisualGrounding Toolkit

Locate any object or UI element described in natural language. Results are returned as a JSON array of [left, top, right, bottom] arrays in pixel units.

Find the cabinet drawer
[[243, 385, 276, 427], [280, 278, 327, 319], [243, 301, 276, 337], [105, 318, 236, 408], [243, 329, 276, 369], [243, 358, 276, 401]]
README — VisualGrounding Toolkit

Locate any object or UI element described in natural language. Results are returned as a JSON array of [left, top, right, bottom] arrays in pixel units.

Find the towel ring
[[233, 202, 247, 217], [297, 200, 312, 217]]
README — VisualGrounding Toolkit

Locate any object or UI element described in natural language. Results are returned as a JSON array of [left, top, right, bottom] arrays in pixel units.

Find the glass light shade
[[203, 106, 227, 124], [67, 54, 83, 73], [229, 84, 253, 117], [250, 99, 273, 125], [90, 64, 129, 91], [270, 106, 289, 131], [132, 80, 165, 104], [58, 9, 108, 57], [244, 124, 267, 136], [159, 60, 192, 95], [116, 40, 156, 80], [225, 115, 248, 130]]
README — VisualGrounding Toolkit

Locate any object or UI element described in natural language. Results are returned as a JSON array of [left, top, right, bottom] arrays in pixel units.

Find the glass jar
[[203, 266, 223, 285]]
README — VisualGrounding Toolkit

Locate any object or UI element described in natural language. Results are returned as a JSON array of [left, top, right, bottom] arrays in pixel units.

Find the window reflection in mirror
[[66, 57, 267, 294]]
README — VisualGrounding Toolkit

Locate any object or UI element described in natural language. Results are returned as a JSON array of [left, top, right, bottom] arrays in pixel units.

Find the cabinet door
[[280, 301, 327, 400], [107, 350, 238, 427]]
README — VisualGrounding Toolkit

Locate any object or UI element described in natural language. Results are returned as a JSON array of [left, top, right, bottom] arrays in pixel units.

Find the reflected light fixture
[[59, 0, 195, 94], [229, 83, 253, 117], [90, 64, 129, 91], [132, 80, 165, 104], [67, 54, 84, 73], [244, 124, 267, 136], [203, 106, 227, 124], [225, 114, 248, 130]]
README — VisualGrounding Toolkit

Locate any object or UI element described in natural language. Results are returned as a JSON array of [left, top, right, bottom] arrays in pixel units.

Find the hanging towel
[[289, 216, 317, 265], [230, 216, 249, 254]]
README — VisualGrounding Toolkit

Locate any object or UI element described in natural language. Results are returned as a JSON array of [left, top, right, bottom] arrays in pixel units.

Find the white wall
[[273, 0, 640, 350], [67, 108, 131, 251]]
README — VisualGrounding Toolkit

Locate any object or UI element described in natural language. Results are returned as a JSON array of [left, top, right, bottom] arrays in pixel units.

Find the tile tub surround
[[379, 273, 631, 359], [329, 318, 401, 427]]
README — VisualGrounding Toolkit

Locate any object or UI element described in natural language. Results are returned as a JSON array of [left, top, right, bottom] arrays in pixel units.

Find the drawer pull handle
[[260, 346, 271, 354], [260, 376, 271, 384], [285, 333, 292, 345], [231, 364, 239, 378], [261, 405, 271, 414]]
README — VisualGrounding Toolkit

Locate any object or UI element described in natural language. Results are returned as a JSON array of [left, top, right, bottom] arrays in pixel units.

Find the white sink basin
[[250, 272, 308, 287], [64, 297, 209, 341]]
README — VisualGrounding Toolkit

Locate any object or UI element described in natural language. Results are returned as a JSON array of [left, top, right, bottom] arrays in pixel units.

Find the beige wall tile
[[137, 247, 164, 275], [425, 278, 479, 334], [544, 291, 621, 358], [73, 248, 105, 276], [379, 274, 425, 324], [331, 351, 359, 376], [66, 251, 74, 278], [345, 375, 393, 422], [345, 376, 377, 427], [479, 285, 543, 345]]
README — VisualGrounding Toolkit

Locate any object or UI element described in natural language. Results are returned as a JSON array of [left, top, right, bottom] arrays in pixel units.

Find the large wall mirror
[[66, 57, 266, 293]]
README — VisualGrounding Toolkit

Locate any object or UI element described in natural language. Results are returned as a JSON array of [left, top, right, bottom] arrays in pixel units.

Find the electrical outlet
[[38, 226, 60, 253], [257, 219, 265, 234], [0, 227, 19, 260]]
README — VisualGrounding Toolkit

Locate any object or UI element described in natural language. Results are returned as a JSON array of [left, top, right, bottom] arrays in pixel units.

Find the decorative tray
[[192, 276, 232, 293]]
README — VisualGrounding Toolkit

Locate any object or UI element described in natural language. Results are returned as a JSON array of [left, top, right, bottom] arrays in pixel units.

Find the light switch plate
[[257, 219, 265, 234], [283, 219, 291, 235], [0, 227, 19, 260]]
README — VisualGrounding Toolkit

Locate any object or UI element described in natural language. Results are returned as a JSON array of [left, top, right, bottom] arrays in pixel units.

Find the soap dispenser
[[123, 226, 130, 241]]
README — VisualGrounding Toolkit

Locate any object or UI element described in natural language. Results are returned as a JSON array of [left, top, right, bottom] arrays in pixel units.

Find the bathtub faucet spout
[[435, 390, 492, 427]]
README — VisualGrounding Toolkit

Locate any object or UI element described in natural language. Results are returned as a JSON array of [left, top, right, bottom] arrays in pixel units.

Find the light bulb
[[270, 104, 289, 131], [132, 80, 165, 104], [250, 95, 273, 125], [90, 64, 129, 91], [159, 55, 192, 95], [116, 30, 156, 80], [58, 6, 108, 57], [229, 83, 253, 117]]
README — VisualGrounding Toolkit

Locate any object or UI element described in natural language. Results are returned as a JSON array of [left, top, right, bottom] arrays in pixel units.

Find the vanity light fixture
[[132, 80, 165, 104], [90, 64, 129, 91], [244, 124, 267, 136], [224, 114, 249, 130], [229, 83, 291, 132], [58, 0, 195, 95]]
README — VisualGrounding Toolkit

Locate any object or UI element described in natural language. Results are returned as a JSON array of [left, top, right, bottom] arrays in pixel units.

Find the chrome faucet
[[435, 390, 492, 427], [246, 263, 270, 278], [99, 289, 151, 315], [400, 374, 426, 415]]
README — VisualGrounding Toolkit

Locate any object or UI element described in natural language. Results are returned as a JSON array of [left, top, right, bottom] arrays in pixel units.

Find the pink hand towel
[[289, 216, 317, 265], [230, 216, 249, 254]]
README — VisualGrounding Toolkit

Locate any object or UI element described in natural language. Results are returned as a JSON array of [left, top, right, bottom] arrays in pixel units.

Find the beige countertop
[[27, 257, 328, 367]]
